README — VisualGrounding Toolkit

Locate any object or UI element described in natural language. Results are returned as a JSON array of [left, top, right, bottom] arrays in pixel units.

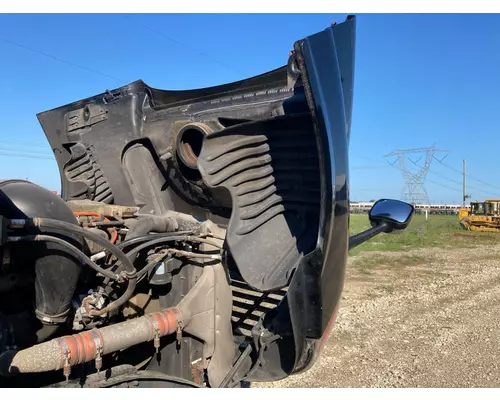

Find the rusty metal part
[[191, 357, 205, 386], [175, 123, 211, 170], [67, 200, 139, 219], [0, 307, 183, 376], [109, 228, 118, 244], [74, 212, 119, 244]]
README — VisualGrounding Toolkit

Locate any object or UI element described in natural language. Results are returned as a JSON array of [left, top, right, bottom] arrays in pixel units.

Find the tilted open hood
[[37, 15, 356, 379]]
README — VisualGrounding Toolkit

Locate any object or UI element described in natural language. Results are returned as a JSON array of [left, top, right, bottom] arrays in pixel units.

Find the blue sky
[[1, 13, 500, 203]]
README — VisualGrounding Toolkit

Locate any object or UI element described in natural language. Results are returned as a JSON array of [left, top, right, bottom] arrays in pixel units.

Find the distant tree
[[369, 199, 376, 202]]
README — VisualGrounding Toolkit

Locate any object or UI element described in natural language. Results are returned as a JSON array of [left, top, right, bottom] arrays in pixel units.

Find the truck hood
[[37, 15, 355, 380]]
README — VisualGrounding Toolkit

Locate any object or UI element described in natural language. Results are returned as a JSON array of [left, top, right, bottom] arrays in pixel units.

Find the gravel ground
[[253, 243, 500, 388]]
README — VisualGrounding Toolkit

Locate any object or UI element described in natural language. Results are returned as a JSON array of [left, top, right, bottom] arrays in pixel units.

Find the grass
[[348, 214, 499, 257]]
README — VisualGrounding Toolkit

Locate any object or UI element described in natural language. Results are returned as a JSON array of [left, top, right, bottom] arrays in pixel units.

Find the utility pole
[[463, 159, 471, 206]]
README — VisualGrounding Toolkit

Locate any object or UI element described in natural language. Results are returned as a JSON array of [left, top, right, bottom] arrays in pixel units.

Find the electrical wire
[[0, 147, 52, 156], [351, 165, 392, 170], [386, 158, 500, 199], [434, 159, 500, 192], [0, 151, 54, 161], [0, 139, 48, 148], [357, 153, 499, 197], [0, 37, 126, 83], [129, 18, 245, 77], [425, 178, 463, 194], [425, 169, 500, 198]]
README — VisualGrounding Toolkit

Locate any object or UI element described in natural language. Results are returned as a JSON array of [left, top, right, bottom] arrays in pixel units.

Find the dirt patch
[[452, 233, 474, 238], [252, 243, 500, 388]]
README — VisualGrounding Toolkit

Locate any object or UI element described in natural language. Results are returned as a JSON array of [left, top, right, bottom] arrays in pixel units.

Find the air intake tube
[[0, 180, 83, 325]]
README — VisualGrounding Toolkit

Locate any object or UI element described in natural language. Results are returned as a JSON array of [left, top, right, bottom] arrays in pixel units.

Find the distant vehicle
[[459, 199, 500, 232]]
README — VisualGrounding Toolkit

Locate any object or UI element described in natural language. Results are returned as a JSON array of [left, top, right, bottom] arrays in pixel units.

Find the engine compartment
[[0, 179, 237, 387]]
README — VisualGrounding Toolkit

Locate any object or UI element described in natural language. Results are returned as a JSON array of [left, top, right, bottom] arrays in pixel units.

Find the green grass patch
[[348, 214, 499, 256]]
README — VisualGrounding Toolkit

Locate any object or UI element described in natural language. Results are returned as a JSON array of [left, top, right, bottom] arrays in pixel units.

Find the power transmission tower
[[385, 146, 447, 204]]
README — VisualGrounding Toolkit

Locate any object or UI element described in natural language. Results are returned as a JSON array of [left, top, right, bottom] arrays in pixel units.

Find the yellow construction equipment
[[459, 199, 500, 232]]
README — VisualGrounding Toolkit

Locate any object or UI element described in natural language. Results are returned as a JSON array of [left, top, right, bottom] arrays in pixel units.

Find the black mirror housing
[[369, 199, 415, 231]]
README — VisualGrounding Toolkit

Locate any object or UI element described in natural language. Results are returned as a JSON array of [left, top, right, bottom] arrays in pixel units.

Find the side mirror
[[369, 199, 415, 232], [349, 199, 414, 250]]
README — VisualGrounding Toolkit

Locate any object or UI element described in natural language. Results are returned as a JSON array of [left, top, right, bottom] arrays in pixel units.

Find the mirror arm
[[348, 221, 390, 251]]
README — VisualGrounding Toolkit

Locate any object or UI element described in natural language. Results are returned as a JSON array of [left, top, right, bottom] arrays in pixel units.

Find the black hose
[[136, 255, 171, 284], [16, 218, 138, 317], [116, 231, 195, 250], [7, 235, 120, 281], [89, 275, 137, 317], [100, 234, 208, 287], [28, 218, 136, 276], [125, 235, 222, 261]]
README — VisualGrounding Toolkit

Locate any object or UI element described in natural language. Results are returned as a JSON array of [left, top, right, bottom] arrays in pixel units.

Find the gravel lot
[[254, 242, 500, 388]]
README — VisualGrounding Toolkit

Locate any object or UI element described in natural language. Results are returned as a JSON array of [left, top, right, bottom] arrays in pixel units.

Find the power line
[[130, 19, 245, 77], [0, 37, 126, 83], [434, 158, 500, 192], [425, 177, 463, 194], [347, 153, 499, 199], [351, 164, 391, 170], [0, 139, 48, 148], [351, 154, 377, 162], [409, 158, 500, 198], [0, 147, 55, 160], [0, 147, 53, 156], [0, 152, 55, 161], [427, 170, 500, 198]]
